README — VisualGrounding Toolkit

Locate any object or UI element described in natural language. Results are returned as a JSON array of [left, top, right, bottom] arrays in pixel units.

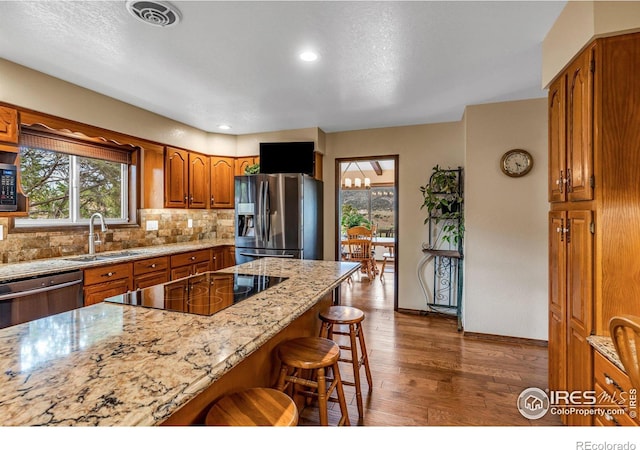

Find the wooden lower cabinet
[[83, 262, 132, 306], [593, 350, 639, 426], [133, 256, 169, 290], [548, 209, 593, 426], [170, 249, 212, 280]]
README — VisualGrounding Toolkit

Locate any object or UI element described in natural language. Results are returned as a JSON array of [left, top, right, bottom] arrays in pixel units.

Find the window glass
[[17, 146, 128, 226]]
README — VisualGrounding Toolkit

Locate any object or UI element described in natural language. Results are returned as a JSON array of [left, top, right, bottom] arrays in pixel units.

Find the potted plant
[[419, 165, 464, 246], [244, 163, 260, 175]]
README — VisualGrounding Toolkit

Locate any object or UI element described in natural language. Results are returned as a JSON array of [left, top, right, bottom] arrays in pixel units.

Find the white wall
[[463, 98, 549, 340]]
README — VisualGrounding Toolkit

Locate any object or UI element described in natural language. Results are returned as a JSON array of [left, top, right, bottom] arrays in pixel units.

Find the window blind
[[20, 129, 132, 164]]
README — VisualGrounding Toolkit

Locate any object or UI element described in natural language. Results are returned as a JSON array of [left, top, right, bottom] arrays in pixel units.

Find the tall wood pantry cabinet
[[548, 32, 640, 426]]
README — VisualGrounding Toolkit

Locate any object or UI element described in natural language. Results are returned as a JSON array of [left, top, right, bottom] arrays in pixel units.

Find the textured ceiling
[[0, 1, 566, 135]]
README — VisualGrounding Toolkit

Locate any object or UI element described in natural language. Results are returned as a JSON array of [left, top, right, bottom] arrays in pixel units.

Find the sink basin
[[65, 250, 143, 262]]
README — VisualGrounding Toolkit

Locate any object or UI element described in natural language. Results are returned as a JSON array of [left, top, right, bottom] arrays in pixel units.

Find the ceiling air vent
[[125, 1, 181, 27]]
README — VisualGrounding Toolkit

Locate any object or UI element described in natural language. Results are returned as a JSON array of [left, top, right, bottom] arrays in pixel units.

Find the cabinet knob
[[150, 263, 156, 268], [190, 256, 196, 260], [210, 196, 215, 206], [102, 271, 114, 278]]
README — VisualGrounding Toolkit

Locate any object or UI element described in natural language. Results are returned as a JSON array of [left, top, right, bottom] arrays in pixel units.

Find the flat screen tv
[[259, 141, 315, 175]]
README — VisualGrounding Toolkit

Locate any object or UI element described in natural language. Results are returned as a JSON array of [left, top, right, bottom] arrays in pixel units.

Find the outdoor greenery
[[19, 147, 123, 221], [340, 186, 395, 236], [340, 204, 370, 234]]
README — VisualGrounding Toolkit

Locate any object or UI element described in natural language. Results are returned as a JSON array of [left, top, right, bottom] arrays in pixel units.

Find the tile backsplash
[[0, 209, 235, 264]]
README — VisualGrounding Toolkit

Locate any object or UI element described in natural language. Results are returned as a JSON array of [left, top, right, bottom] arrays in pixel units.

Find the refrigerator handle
[[264, 180, 271, 242], [257, 180, 264, 241]]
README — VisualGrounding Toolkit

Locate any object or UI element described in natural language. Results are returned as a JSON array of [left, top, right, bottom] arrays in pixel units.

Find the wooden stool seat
[[205, 387, 298, 426], [319, 305, 373, 419], [276, 337, 350, 426]]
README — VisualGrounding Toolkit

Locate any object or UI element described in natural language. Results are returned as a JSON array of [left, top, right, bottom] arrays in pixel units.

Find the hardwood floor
[[298, 268, 562, 426]]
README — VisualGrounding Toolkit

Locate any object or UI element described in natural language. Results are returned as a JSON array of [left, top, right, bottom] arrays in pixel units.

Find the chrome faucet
[[89, 212, 108, 255]]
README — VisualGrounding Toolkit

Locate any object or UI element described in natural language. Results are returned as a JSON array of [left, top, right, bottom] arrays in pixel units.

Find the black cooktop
[[105, 272, 288, 316]]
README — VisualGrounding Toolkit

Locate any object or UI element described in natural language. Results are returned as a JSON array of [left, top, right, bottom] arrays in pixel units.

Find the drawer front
[[84, 262, 131, 285], [134, 271, 169, 290], [84, 278, 130, 306], [134, 256, 169, 276], [594, 351, 639, 424], [170, 249, 211, 268], [594, 382, 638, 426]]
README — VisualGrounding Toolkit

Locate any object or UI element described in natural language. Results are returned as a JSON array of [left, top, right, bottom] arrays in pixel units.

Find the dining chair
[[345, 226, 375, 281], [609, 315, 640, 389]]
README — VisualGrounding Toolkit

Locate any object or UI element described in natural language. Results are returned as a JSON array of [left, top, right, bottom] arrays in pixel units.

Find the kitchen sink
[[64, 250, 143, 262]]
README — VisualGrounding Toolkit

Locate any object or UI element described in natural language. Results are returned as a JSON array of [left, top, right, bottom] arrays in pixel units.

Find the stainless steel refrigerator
[[235, 173, 323, 264]]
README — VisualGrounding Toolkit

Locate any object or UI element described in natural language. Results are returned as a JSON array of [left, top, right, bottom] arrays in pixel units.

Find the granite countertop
[[0, 257, 360, 426], [0, 238, 235, 283], [587, 335, 625, 372]]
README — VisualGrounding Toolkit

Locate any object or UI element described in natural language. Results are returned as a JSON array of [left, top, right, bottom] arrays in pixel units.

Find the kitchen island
[[0, 258, 359, 426]]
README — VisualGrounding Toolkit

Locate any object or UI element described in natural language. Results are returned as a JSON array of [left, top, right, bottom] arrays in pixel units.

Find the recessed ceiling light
[[299, 51, 319, 62], [218, 124, 231, 130]]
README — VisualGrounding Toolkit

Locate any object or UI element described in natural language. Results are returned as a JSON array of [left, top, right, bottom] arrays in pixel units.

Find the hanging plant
[[419, 165, 464, 246]]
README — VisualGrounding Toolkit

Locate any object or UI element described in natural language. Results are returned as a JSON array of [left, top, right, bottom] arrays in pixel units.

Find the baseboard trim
[[463, 331, 548, 347]]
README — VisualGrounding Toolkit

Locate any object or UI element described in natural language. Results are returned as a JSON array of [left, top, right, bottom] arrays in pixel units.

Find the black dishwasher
[[0, 271, 84, 329]]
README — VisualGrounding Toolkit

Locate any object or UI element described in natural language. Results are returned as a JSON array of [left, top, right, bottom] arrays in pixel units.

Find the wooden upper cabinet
[[164, 147, 210, 209], [189, 153, 209, 209], [0, 106, 19, 145], [548, 75, 566, 203], [548, 45, 594, 203], [210, 156, 234, 209], [164, 147, 189, 208], [566, 47, 594, 202], [235, 156, 259, 176]]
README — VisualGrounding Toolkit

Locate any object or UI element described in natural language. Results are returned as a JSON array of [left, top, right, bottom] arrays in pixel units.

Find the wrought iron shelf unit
[[417, 167, 464, 331]]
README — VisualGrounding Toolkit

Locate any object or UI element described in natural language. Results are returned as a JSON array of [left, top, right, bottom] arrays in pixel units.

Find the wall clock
[[500, 149, 533, 177]]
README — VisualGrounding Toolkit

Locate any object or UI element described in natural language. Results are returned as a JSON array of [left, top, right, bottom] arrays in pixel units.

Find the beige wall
[[235, 127, 325, 157], [463, 98, 549, 340], [542, 1, 640, 87], [325, 122, 465, 312], [0, 58, 234, 155]]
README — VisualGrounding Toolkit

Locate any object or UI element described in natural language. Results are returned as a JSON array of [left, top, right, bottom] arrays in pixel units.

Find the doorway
[[335, 156, 399, 310]]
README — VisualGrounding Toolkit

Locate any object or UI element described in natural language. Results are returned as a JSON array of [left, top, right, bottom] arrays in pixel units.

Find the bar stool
[[275, 336, 350, 426], [205, 387, 298, 426], [319, 305, 373, 418]]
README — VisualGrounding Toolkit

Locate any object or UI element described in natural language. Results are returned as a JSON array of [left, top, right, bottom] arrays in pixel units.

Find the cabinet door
[[235, 157, 257, 176], [548, 211, 567, 395], [189, 153, 209, 209], [567, 210, 593, 337], [165, 147, 189, 208], [566, 48, 594, 202], [212, 247, 225, 271], [548, 76, 566, 203], [170, 265, 192, 281], [134, 271, 169, 290], [84, 278, 130, 306], [210, 156, 235, 209], [566, 210, 593, 426], [0, 106, 19, 145]]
